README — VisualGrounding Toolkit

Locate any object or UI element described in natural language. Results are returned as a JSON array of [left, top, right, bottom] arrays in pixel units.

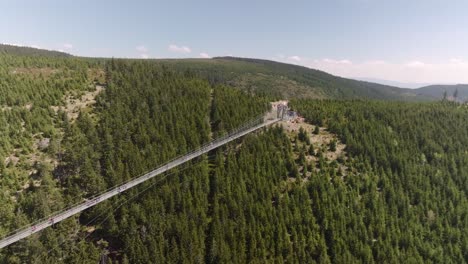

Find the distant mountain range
[[1, 44, 466, 102], [414, 84, 468, 102], [356, 78, 434, 89], [357, 78, 468, 101]]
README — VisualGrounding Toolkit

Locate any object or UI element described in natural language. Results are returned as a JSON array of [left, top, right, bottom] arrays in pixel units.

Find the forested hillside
[[0, 53, 103, 241], [156, 57, 431, 101], [0, 44, 71, 57], [415, 84, 468, 102], [0, 49, 467, 263], [291, 100, 468, 262]]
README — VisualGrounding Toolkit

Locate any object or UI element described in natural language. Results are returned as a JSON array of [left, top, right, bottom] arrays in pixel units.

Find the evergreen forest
[[0, 50, 467, 263]]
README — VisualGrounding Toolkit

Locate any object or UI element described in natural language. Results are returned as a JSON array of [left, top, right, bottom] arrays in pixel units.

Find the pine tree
[[313, 125, 320, 135]]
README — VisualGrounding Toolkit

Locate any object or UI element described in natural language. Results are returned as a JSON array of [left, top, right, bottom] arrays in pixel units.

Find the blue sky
[[2, 0, 468, 84]]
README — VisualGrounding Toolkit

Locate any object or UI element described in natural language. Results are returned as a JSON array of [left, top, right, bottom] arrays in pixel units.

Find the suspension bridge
[[0, 105, 290, 249]]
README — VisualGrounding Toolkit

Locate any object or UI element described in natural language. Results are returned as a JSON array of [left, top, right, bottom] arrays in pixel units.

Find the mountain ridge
[[158, 56, 433, 101], [0, 44, 453, 101], [0, 44, 72, 57], [414, 84, 468, 102]]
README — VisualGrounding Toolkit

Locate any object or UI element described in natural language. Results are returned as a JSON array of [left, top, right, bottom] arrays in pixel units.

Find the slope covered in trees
[[0, 44, 72, 57], [0, 50, 467, 263], [291, 100, 468, 262], [414, 84, 468, 102], [156, 57, 432, 101], [0, 53, 104, 243]]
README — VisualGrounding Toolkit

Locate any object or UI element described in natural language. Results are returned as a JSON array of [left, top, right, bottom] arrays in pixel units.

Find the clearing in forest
[[278, 108, 349, 183], [51, 85, 104, 121]]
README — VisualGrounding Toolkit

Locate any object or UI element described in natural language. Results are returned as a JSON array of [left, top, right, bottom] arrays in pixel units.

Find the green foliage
[[0, 53, 107, 264], [210, 85, 269, 136], [308, 144, 315, 156], [0, 44, 72, 57], [416, 84, 468, 102], [313, 125, 320, 135], [298, 127, 310, 145], [155, 57, 435, 101], [329, 139, 337, 152], [0, 53, 103, 245], [291, 99, 468, 262], [1, 50, 466, 263]]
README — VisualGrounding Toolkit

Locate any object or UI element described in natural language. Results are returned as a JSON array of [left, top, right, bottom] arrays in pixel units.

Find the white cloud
[[63, 43, 73, 50], [3, 42, 41, 49], [287, 55, 302, 62], [274, 55, 468, 84], [199, 52, 211, 58], [2, 42, 23, 46], [365, 60, 387, 65], [136, 45, 148, 53], [140, 54, 149, 59], [322, 58, 352, 65], [449, 58, 464, 64], [168, 44, 191, 54], [405, 60, 426, 68]]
